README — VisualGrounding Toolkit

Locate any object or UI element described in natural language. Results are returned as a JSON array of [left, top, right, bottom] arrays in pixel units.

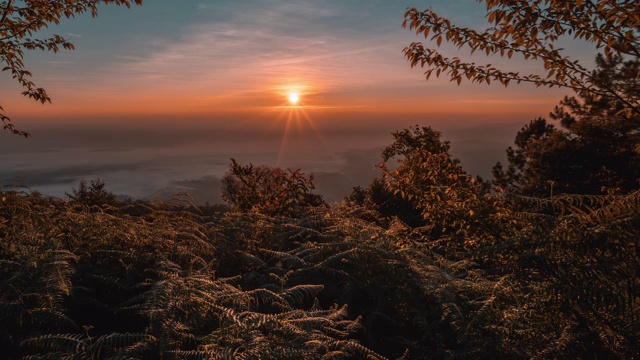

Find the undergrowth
[[0, 187, 638, 359]]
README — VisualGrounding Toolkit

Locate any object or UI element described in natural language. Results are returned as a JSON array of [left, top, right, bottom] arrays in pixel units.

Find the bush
[[221, 159, 324, 217]]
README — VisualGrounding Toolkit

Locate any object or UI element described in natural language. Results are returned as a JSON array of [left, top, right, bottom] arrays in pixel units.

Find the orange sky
[[0, 0, 588, 129], [0, 0, 602, 203]]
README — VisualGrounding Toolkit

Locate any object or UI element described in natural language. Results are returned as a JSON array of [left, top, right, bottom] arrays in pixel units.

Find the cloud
[[88, 0, 418, 113]]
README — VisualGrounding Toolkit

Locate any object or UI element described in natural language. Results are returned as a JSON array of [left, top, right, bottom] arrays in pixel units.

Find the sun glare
[[288, 93, 299, 105]]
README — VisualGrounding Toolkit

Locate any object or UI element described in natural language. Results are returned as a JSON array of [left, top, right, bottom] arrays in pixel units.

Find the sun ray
[[273, 86, 341, 166], [298, 109, 335, 159], [276, 108, 295, 165]]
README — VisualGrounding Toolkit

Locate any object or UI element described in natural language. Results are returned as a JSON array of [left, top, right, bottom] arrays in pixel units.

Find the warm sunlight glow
[[288, 93, 299, 105]]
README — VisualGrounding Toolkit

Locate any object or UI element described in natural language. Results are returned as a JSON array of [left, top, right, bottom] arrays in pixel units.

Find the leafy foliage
[[222, 158, 324, 217], [347, 178, 425, 228], [0, 0, 143, 136], [403, 0, 640, 115], [493, 55, 640, 196], [377, 126, 484, 237]]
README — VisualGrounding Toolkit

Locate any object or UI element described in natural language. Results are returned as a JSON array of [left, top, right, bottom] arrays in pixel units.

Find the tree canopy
[[374, 126, 483, 236], [403, 0, 640, 116], [0, 0, 143, 136], [493, 52, 640, 196]]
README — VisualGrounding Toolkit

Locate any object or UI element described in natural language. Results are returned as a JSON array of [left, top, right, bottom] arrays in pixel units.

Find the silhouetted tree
[[0, 0, 143, 136], [66, 178, 116, 206], [494, 55, 640, 196]]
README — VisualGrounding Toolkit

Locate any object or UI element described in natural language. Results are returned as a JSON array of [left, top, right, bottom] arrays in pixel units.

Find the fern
[[21, 333, 152, 359], [282, 285, 325, 308], [3, 177, 639, 359]]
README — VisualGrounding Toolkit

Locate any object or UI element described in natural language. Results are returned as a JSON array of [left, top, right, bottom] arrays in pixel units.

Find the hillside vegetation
[[1, 123, 639, 359]]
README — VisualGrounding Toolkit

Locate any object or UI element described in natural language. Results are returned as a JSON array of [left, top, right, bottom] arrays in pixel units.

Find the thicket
[[1, 120, 639, 359]]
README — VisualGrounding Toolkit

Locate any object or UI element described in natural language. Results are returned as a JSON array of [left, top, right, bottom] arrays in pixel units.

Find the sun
[[288, 92, 299, 105]]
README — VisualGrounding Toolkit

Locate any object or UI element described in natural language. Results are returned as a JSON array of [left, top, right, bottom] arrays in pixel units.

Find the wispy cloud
[[2, 0, 571, 120], [89, 0, 419, 111]]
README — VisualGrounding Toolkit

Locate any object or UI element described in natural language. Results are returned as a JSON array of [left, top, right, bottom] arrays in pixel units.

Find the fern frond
[[27, 308, 78, 330], [320, 350, 351, 359], [282, 285, 324, 308], [316, 248, 360, 268], [21, 351, 75, 360], [238, 312, 279, 331], [261, 248, 307, 268], [307, 304, 349, 321], [328, 340, 388, 360], [244, 288, 292, 312], [166, 349, 217, 360], [441, 303, 465, 335], [21, 333, 86, 353], [86, 333, 153, 355]]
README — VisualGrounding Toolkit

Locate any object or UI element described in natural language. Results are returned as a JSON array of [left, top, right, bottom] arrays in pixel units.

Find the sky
[[0, 0, 594, 203]]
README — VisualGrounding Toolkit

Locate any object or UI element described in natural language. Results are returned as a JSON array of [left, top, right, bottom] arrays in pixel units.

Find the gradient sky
[[0, 0, 597, 203], [2, 0, 581, 121]]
